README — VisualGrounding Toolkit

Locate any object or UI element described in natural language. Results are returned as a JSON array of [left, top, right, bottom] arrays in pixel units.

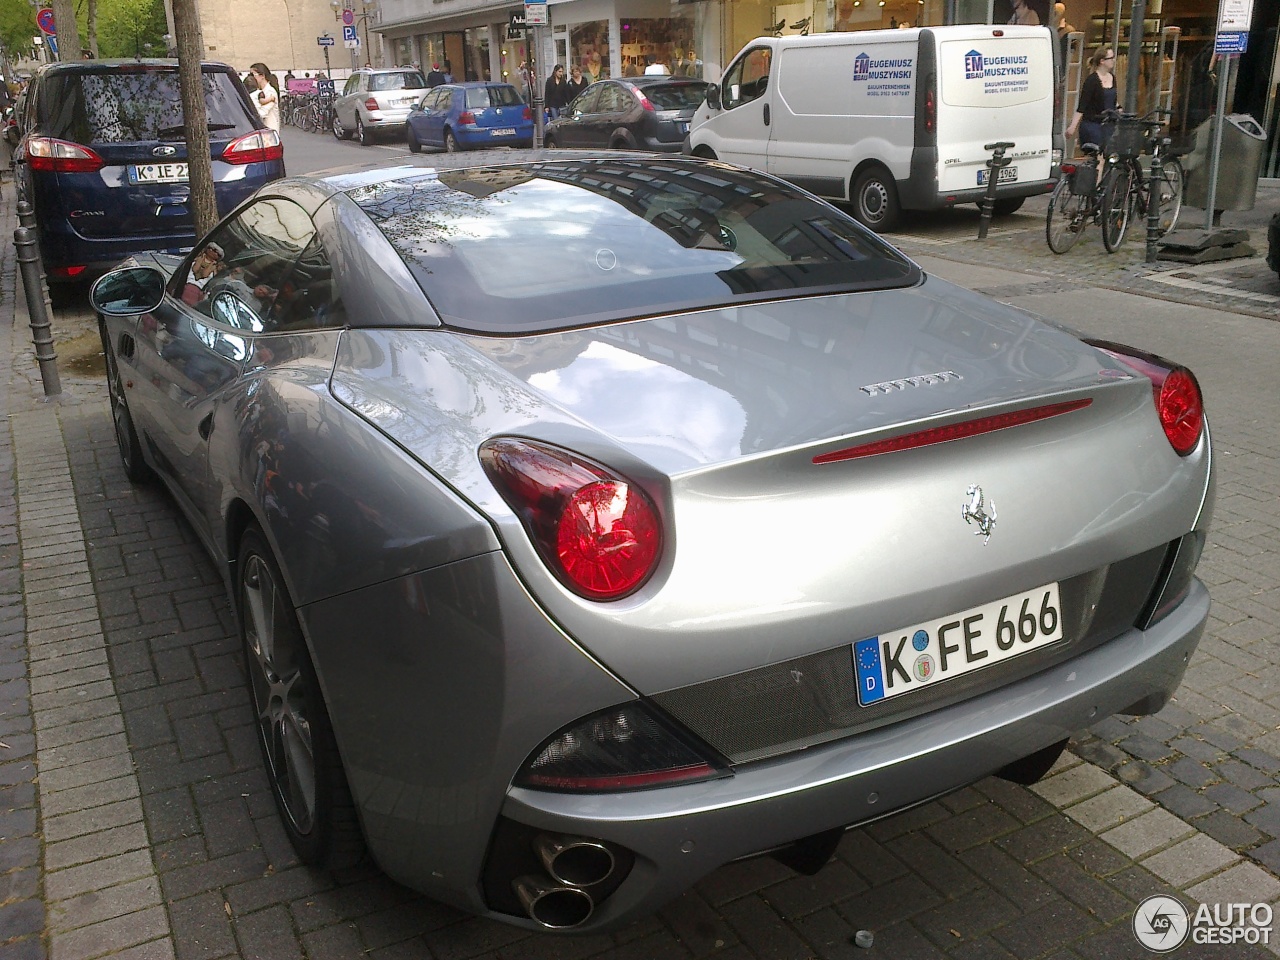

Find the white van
[[686, 25, 1057, 230]]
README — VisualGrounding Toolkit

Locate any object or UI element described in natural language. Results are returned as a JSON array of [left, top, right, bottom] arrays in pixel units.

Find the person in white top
[[643, 56, 670, 76], [249, 63, 281, 132]]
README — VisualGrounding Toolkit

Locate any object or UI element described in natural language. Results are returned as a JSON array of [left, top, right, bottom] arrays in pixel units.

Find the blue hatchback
[[14, 60, 285, 284], [405, 82, 534, 153]]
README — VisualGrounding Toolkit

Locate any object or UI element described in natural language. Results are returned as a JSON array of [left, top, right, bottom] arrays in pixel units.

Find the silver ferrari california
[[91, 156, 1213, 932]]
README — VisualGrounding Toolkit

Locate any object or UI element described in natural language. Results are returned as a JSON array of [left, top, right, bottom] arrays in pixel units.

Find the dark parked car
[[91, 155, 1211, 932], [13, 59, 285, 285], [406, 82, 534, 152], [544, 76, 709, 152]]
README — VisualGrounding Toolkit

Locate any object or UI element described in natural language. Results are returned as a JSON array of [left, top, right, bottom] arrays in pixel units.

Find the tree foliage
[[0, 0, 166, 67]]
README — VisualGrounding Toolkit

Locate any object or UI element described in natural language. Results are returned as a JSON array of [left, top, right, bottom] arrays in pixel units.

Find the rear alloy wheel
[[851, 167, 901, 232], [99, 320, 153, 484], [238, 526, 364, 869], [356, 118, 372, 146], [444, 130, 459, 153]]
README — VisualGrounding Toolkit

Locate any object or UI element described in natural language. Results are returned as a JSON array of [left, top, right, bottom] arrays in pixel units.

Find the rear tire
[[357, 118, 372, 146], [542, 134, 557, 149], [407, 125, 421, 153], [850, 167, 901, 232], [238, 525, 365, 870], [444, 129, 459, 153], [1101, 163, 1135, 253], [1045, 178, 1085, 255]]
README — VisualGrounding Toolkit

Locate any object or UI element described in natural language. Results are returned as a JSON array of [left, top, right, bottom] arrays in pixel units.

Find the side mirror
[[90, 266, 166, 316], [705, 84, 720, 110]]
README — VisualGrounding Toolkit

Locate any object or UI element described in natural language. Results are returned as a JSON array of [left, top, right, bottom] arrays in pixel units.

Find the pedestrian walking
[[249, 62, 281, 132], [427, 63, 445, 87], [566, 64, 590, 103], [544, 64, 569, 119], [1065, 47, 1117, 152]]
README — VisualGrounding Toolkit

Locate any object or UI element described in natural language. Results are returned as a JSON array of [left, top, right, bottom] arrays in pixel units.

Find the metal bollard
[[17, 199, 37, 230], [977, 141, 1015, 240], [14, 225, 62, 397], [1145, 142, 1165, 264]]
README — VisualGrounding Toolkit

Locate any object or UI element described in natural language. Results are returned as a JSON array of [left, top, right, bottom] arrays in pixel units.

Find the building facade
[[372, 0, 1279, 178]]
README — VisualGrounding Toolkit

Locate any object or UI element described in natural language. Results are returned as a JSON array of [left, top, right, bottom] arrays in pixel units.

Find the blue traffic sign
[[1215, 31, 1247, 54], [342, 25, 357, 42], [317, 35, 335, 46], [36, 7, 56, 35]]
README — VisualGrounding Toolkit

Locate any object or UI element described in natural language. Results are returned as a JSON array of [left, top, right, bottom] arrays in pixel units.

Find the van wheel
[[691, 145, 717, 161], [992, 197, 1025, 216], [851, 168, 901, 232]]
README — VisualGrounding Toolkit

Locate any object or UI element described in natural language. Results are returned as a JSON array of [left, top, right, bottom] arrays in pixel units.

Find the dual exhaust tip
[[513, 834, 616, 929]]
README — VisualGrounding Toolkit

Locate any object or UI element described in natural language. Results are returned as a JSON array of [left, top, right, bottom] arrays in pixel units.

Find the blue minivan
[[14, 60, 285, 285]]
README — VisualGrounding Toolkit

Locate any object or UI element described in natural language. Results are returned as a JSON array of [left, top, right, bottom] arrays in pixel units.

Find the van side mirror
[[705, 84, 720, 110]]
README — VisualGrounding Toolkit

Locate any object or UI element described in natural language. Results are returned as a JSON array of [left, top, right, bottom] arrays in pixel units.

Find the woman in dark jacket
[[566, 64, 590, 104], [544, 64, 570, 119], [1066, 47, 1117, 151]]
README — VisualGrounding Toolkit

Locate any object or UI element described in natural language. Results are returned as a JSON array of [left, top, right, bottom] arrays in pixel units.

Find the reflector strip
[[522, 763, 717, 791], [813, 398, 1092, 465]]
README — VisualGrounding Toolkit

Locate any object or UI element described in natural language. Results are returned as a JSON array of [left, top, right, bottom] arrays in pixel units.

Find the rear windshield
[[465, 85, 523, 109], [372, 71, 427, 91], [40, 68, 257, 143], [644, 82, 710, 110], [347, 158, 918, 333]]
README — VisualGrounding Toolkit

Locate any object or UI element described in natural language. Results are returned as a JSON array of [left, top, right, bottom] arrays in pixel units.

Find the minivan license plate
[[853, 582, 1062, 706], [976, 165, 1018, 186], [130, 163, 189, 184]]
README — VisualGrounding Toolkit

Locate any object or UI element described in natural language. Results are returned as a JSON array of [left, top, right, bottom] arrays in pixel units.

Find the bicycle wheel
[[1155, 158, 1183, 235], [1046, 178, 1087, 254], [299, 107, 316, 134], [1101, 162, 1136, 253]]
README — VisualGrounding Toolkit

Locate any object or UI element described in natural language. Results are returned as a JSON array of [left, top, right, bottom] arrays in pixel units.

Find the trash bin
[[1183, 114, 1268, 211]]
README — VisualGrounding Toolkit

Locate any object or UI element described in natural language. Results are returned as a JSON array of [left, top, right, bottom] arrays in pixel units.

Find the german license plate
[[678, 121, 690, 134], [129, 163, 188, 184], [490, 127, 516, 136], [976, 164, 1018, 186], [853, 582, 1063, 706]]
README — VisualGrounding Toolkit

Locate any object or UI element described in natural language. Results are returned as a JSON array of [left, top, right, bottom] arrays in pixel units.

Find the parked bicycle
[[1046, 108, 1184, 255], [1097, 108, 1185, 251]]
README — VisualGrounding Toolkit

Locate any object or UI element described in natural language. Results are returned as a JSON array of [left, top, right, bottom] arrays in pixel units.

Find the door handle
[[763, 103, 770, 127]]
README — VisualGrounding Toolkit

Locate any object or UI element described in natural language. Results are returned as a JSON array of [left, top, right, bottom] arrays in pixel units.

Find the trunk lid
[[332, 276, 1211, 693]]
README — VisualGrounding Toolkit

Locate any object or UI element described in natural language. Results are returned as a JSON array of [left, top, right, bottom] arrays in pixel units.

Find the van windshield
[[40, 68, 258, 143]]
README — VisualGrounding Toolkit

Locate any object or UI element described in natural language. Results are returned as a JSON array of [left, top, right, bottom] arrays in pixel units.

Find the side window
[[343, 76, 360, 96], [601, 84, 630, 112], [175, 198, 316, 332], [268, 237, 347, 332], [722, 47, 772, 109], [572, 85, 603, 115]]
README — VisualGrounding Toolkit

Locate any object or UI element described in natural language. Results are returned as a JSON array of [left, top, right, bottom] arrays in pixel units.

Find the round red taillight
[[1157, 368, 1203, 456], [557, 480, 661, 599], [480, 439, 663, 601]]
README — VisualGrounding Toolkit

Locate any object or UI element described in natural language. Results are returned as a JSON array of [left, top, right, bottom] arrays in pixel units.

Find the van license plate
[[129, 163, 189, 184], [977, 165, 1018, 186], [853, 582, 1063, 706]]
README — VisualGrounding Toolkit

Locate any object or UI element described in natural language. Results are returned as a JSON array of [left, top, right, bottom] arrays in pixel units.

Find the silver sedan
[[91, 155, 1213, 933]]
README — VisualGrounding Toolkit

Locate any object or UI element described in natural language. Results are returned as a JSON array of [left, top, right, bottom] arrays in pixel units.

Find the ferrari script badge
[[962, 485, 996, 544]]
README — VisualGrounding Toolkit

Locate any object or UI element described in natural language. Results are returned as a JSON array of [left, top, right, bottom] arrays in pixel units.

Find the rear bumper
[[458, 127, 535, 148], [640, 136, 687, 154], [498, 577, 1208, 931]]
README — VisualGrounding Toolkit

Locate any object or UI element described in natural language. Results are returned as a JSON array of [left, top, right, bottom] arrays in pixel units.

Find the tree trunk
[[87, 0, 98, 57], [171, 0, 218, 236], [50, 0, 81, 61]]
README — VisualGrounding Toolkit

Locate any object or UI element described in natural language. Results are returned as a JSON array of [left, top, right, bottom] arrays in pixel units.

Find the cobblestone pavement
[[2, 175, 1280, 960]]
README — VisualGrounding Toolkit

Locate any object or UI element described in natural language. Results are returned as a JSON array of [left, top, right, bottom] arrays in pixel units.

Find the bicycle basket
[[1111, 117, 1146, 158], [1069, 159, 1097, 196]]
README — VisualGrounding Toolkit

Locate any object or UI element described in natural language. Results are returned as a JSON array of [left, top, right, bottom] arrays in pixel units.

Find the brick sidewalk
[[2, 177, 1280, 959]]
